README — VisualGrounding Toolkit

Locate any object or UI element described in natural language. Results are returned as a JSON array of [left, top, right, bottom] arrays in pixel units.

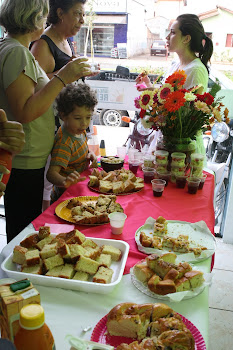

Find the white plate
[[130, 259, 212, 302], [1, 234, 129, 295], [135, 219, 216, 263]]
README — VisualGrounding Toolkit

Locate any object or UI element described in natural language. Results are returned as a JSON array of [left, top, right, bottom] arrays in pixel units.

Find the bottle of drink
[[14, 304, 56, 350], [0, 149, 12, 185], [100, 140, 106, 156]]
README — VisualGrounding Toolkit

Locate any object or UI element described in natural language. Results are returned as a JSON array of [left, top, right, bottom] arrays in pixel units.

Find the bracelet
[[54, 74, 66, 87]]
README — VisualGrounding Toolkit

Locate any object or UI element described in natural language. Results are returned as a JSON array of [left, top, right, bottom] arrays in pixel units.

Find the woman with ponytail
[[136, 14, 213, 156]]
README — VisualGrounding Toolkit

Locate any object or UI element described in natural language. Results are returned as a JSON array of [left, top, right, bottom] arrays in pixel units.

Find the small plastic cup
[[187, 176, 201, 194], [108, 212, 127, 235], [117, 146, 127, 159], [198, 173, 207, 190], [134, 151, 143, 163], [156, 170, 171, 187], [155, 150, 169, 165], [142, 167, 156, 183], [128, 160, 141, 175], [128, 148, 139, 162], [171, 152, 186, 167], [176, 174, 188, 189], [143, 154, 155, 168], [190, 153, 205, 168], [151, 179, 166, 197]]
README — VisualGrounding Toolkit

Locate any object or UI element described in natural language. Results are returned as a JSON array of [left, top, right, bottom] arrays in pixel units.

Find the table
[[0, 167, 215, 349]]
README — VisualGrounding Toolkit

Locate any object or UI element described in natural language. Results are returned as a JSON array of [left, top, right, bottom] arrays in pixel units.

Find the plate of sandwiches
[[55, 194, 124, 225], [135, 216, 216, 263], [130, 252, 212, 302], [88, 168, 144, 195], [1, 226, 129, 294], [90, 302, 206, 350]]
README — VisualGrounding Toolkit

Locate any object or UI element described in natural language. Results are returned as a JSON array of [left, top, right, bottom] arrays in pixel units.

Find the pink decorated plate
[[91, 314, 206, 350]]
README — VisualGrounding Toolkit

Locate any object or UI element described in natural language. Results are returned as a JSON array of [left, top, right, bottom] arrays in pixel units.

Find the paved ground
[[95, 53, 233, 72]]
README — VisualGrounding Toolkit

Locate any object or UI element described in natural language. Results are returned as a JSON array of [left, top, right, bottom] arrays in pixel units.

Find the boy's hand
[[63, 171, 86, 188], [87, 151, 98, 168]]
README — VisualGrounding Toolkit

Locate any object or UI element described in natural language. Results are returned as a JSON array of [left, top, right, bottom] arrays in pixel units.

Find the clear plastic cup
[[151, 179, 166, 197], [108, 212, 127, 235], [176, 174, 188, 189], [154, 161, 168, 173], [156, 170, 171, 187], [128, 148, 139, 162], [171, 152, 186, 167], [117, 146, 127, 159], [187, 176, 201, 194], [190, 153, 205, 168], [198, 173, 207, 190], [154, 150, 169, 165], [142, 167, 156, 183], [128, 160, 141, 175]]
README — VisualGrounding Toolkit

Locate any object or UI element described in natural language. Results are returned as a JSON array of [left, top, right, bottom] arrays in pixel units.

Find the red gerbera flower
[[163, 91, 186, 112], [196, 93, 214, 105], [139, 109, 146, 118], [165, 70, 187, 88]]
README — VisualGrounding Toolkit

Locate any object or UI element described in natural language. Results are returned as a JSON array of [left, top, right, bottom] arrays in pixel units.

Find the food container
[[154, 162, 168, 173], [143, 154, 155, 168], [154, 150, 169, 165], [170, 165, 186, 183], [190, 153, 205, 168], [191, 166, 203, 177], [1, 236, 129, 295], [100, 156, 124, 172], [171, 152, 186, 167]]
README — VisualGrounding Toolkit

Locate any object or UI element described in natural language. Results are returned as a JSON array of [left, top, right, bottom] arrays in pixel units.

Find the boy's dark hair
[[56, 83, 98, 116]]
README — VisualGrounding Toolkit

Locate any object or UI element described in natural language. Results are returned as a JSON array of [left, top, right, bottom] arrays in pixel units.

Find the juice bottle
[[14, 304, 56, 350], [0, 149, 12, 185], [100, 139, 106, 156]]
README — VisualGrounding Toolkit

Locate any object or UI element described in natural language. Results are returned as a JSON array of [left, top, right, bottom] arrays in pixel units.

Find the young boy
[[47, 83, 98, 203]]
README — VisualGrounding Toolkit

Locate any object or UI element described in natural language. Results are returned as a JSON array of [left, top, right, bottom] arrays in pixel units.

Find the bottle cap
[[20, 304, 45, 329], [100, 140, 105, 148], [93, 125, 98, 135]]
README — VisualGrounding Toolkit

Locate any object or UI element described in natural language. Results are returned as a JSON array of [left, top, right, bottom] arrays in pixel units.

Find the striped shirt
[[50, 125, 89, 177]]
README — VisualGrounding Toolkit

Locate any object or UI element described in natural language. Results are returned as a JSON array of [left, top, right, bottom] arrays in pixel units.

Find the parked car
[[150, 40, 168, 56]]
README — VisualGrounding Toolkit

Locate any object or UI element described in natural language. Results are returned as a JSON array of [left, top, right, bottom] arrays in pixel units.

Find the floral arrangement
[[134, 70, 229, 141]]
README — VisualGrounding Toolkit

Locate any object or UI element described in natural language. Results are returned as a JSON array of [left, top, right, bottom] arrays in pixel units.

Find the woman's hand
[[58, 57, 96, 84], [63, 171, 86, 188], [0, 109, 25, 154]]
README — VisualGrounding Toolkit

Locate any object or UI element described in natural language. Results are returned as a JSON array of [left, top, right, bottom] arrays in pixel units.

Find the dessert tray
[[87, 182, 143, 196], [135, 218, 216, 263], [1, 234, 129, 294], [91, 314, 206, 350], [55, 195, 124, 225], [130, 260, 212, 302]]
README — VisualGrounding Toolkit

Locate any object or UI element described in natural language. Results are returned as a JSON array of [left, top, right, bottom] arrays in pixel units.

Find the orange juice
[[0, 149, 12, 185]]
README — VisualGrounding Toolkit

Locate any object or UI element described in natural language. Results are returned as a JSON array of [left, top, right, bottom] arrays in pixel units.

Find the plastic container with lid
[[190, 153, 204, 168], [154, 150, 169, 164], [171, 152, 186, 167], [14, 304, 55, 350], [143, 154, 155, 168]]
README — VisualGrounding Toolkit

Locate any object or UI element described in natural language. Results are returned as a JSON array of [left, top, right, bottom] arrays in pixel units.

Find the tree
[[84, 0, 96, 60]]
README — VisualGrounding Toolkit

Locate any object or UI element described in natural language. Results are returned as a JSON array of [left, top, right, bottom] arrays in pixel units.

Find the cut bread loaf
[[93, 266, 114, 284], [13, 246, 27, 265]]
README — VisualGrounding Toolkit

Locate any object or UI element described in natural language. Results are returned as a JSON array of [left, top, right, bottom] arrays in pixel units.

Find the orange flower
[[165, 70, 187, 88], [170, 115, 177, 121], [164, 91, 186, 112]]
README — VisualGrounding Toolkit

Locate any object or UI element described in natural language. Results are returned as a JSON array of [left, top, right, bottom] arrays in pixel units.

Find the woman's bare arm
[[31, 38, 55, 74]]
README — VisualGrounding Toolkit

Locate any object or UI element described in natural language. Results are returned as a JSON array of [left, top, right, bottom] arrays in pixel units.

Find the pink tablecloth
[[32, 169, 215, 274]]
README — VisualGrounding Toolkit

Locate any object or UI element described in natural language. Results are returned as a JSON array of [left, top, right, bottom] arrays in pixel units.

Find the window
[[226, 34, 233, 47]]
